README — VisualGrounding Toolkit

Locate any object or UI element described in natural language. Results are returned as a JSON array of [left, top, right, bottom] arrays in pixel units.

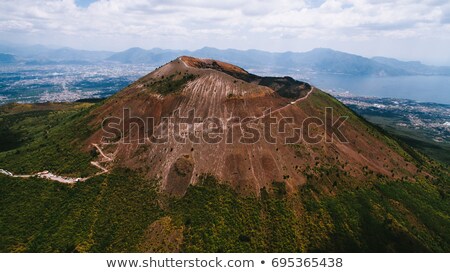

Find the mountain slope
[[297, 48, 405, 76], [0, 57, 448, 252], [85, 56, 419, 195]]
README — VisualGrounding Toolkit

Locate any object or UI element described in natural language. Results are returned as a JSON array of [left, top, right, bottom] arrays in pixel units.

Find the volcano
[[1, 56, 448, 253], [86, 56, 418, 196]]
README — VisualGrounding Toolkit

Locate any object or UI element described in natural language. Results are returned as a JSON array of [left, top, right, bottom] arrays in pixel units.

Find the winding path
[[0, 143, 112, 184], [229, 86, 315, 128]]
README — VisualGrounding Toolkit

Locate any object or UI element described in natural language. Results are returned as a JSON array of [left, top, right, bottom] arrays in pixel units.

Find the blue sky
[[1, 0, 450, 65], [74, 0, 96, 8]]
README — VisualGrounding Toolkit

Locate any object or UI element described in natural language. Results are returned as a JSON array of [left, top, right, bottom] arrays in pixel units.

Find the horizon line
[[0, 41, 445, 67]]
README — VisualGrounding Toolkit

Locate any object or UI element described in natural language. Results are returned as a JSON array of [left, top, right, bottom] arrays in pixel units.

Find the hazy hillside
[[107, 47, 189, 64], [372, 56, 450, 75], [0, 44, 114, 63], [0, 53, 16, 64], [2, 43, 450, 76]]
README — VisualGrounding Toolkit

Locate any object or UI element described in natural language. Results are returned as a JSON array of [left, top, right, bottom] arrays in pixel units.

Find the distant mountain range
[[0, 53, 16, 64], [1, 43, 450, 76], [0, 44, 113, 65]]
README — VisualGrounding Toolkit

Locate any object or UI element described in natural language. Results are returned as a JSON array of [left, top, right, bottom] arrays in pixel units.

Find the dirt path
[[228, 86, 315, 128], [93, 143, 113, 161], [273, 86, 315, 114], [0, 143, 112, 184]]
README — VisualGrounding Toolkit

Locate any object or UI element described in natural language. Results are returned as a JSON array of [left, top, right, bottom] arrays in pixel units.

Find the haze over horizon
[[1, 0, 450, 66]]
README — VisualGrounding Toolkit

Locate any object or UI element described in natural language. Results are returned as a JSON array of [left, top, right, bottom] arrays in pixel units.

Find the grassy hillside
[[0, 103, 98, 177], [346, 110, 450, 166], [0, 171, 448, 252]]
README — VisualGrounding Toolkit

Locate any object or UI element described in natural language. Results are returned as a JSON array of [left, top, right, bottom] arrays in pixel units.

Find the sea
[[308, 74, 450, 105]]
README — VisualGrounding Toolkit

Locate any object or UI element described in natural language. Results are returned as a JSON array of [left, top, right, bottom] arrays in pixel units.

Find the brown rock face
[[166, 155, 194, 197], [86, 57, 417, 195]]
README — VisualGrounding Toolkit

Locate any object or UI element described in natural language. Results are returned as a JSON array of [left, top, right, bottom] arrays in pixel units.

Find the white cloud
[[0, 0, 450, 64]]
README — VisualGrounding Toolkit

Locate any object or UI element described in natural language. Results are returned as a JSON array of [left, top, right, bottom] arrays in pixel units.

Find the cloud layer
[[1, 0, 450, 64]]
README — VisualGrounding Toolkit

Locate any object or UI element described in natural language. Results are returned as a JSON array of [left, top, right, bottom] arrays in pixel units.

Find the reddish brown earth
[[86, 57, 418, 195]]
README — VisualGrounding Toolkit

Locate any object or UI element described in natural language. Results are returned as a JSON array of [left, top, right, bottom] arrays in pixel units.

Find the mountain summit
[[86, 57, 418, 196]]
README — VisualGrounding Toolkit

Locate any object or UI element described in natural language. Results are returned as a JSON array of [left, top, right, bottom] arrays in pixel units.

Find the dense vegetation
[[0, 103, 97, 177], [0, 169, 162, 252], [0, 171, 448, 252]]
